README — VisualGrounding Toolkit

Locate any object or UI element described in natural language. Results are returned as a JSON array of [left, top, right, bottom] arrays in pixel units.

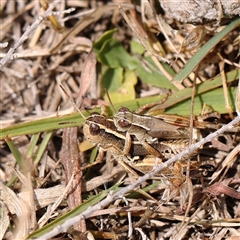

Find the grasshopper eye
[[118, 119, 130, 128], [89, 123, 100, 135]]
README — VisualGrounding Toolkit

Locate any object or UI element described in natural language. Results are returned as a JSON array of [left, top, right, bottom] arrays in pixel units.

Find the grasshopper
[[113, 107, 223, 156], [82, 113, 209, 178], [112, 106, 195, 159], [114, 107, 221, 140], [113, 107, 192, 141], [113, 107, 192, 160]]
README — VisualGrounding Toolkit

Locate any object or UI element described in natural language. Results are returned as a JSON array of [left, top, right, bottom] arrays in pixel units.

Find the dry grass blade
[[0, 203, 9, 240], [77, 50, 97, 106], [60, 49, 97, 232], [0, 183, 31, 238], [211, 144, 240, 183], [61, 127, 86, 232], [204, 182, 240, 199]]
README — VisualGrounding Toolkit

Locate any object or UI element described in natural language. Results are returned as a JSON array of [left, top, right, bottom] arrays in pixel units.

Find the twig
[[36, 115, 240, 240], [0, 0, 62, 68]]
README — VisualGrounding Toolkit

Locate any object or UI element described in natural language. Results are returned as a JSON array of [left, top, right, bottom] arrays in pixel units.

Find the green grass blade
[[166, 86, 237, 115], [25, 133, 40, 159], [33, 131, 53, 164], [0, 99, 164, 139], [5, 137, 23, 167], [0, 112, 86, 140]]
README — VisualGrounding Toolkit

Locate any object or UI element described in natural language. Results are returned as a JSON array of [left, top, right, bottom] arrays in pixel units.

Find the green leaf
[[103, 69, 137, 103], [96, 38, 139, 70], [136, 56, 177, 90], [130, 38, 145, 55], [101, 67, 124, 92], [93, 28, 117, 53]]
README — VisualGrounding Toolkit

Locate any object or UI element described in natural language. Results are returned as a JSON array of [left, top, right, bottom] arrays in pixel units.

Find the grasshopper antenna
[[105, 88, 116, 114], [59, 85, 86, 120]]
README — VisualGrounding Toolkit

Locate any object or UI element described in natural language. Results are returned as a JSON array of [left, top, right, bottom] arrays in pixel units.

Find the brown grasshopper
[[82, 112, 208, 178], [113, 107, 192, 140], [83, 112, 172, 160], [111, 106, 197, 160], [113, 107, 222, 154]]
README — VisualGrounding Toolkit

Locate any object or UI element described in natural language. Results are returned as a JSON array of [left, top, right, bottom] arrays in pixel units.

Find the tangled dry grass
[[0, 1, 240, 239]]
